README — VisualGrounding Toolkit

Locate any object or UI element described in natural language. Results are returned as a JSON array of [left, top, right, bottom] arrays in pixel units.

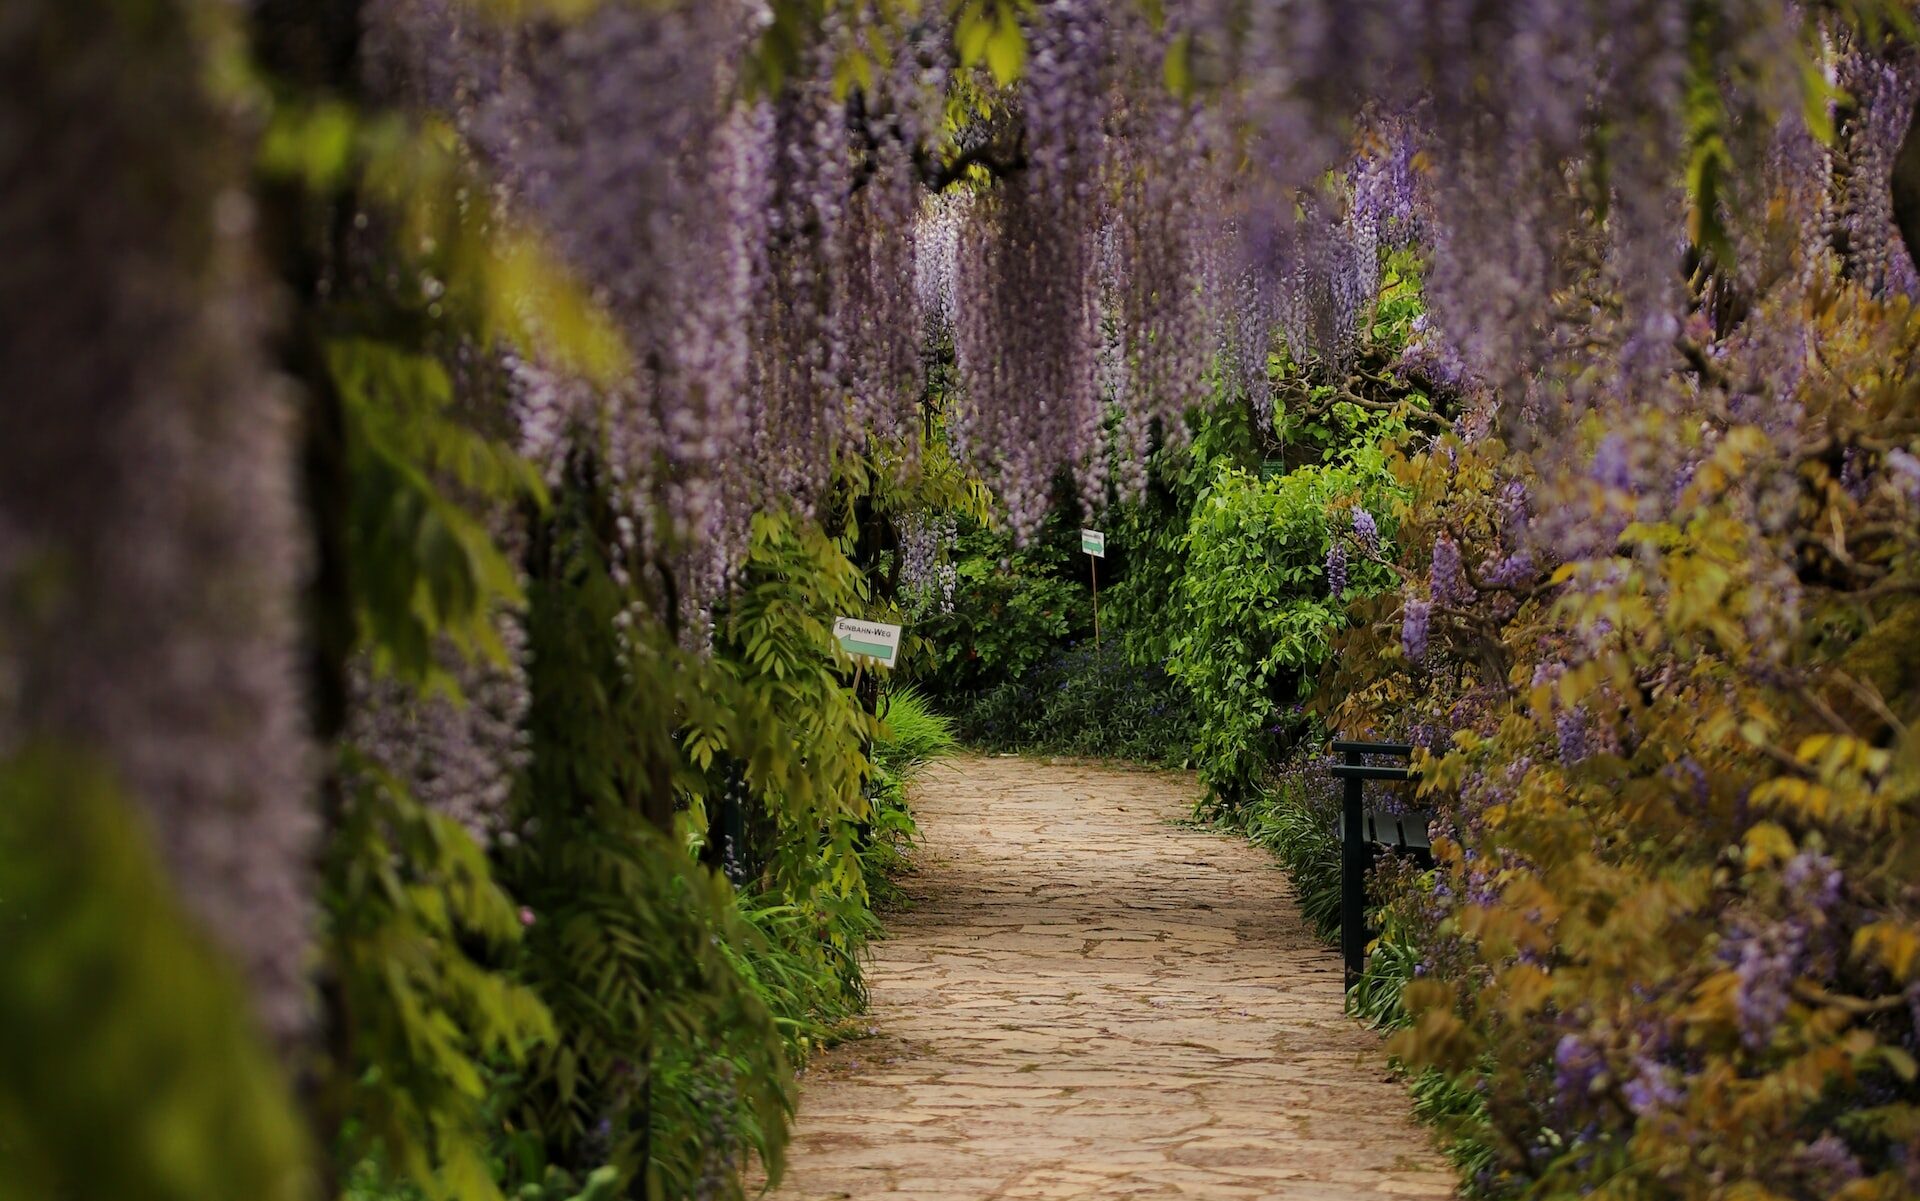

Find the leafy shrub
[[1343, 871, 1500, 1196], [0, 749, 310, 1201], [1329, 298, 1920, 1198], [945, 638, 1201, 766], [1169, 452, 1399, 806], [858, 686, 953, 901], [911, 520, 1088, 698]]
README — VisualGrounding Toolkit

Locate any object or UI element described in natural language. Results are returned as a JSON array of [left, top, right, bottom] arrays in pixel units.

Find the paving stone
[[760, 756, 1453, 1200]]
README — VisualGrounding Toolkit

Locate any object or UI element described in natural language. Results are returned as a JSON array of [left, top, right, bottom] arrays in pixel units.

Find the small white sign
[[1080, 528, 1106, 558], [833, 617, 903, 668]]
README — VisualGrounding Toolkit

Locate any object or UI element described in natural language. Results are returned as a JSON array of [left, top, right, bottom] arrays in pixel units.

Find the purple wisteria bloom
[[1352, 508, 1381, 556], [1402, 597, 1431, 663]]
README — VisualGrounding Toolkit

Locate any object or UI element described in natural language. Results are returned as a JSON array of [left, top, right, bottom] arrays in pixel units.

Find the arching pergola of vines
[[6, 2, 1920, 1199]]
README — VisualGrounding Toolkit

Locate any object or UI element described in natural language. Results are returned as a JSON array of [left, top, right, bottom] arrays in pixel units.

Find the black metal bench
[[1330, 739, 1433, 988]]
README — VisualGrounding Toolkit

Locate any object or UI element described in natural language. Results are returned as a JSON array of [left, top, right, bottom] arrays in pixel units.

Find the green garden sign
[[1080, 528, 1105, 648]]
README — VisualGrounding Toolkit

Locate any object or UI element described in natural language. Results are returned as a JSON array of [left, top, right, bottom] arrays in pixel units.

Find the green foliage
[[1107, 386, 1265, 668], [953, 0, 1033, 85], [727, 890, 873, 1052], [0, 747, 309, 1201], [912, 516, 1089, 697], [688, 506, 880, 906], [270, 47, 623, 1201], [323, 755, 553, 1201], [950, 638, 1200, 766], [322, 329, 551, 1201], [1169, 455, 1398, 805], [506, 482, 797, 1197], [329, 338, 544, 687], [258, 101, 627, 389], [1339, 291, 1920, 1199], [875, 686, 958, 778], [687, 506, 891, 1046], [97, 8, 960, 1201], [1407, 1067, 1500, 1193]]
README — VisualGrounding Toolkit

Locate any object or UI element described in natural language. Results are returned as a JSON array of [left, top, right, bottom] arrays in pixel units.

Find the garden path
[[763, 754, 1454, 1201]]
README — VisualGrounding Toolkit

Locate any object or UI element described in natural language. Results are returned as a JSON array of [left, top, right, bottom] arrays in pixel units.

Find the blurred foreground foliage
[[0, 749, 311, 1201], [1327, 288, 1920, 1198], [3, 4, 963, 1201]]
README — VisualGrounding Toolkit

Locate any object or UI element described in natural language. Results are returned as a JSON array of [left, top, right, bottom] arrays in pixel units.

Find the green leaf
[[985, 7, 1027, 84], [1163, 31, 1194, 100]]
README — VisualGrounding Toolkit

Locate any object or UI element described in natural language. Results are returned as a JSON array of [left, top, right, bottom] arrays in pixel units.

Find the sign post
[[1080, 529, 1105, 650]]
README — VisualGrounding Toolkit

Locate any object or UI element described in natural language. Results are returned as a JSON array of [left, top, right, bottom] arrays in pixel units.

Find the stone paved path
[[765, 754, 1455, 1201]]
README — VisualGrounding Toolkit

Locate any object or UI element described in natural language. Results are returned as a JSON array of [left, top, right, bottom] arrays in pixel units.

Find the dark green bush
[[911, 521, 1088, 698], [943, 638, 1199, 767]]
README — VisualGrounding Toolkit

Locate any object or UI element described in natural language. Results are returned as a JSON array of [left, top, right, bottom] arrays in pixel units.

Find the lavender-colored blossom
[[1620, 1056, 1684, 1115], [1796, 1134, 1864, 1192], [349, 618, 532, 845], [1555, 706, 1591, 766], [1481, 549, 1536, 589], [1553, 1034, 1605, 1100], [1430, 534, 1473, 606], [1396, 312, 1475, 394], [1402, 597, 1431, 663], [1591, 434, 1635, 494], [899, 514, 959, 616], [1782, 850, 1844, 916], [1887, 448, 1920, 505], [1350, 115, 1429, 249], [1838, 45, 1920, 298], [1325, 540, 1349, 598], [1840, 447, 1868, 500], [915, 193, 966, 337], [1352, 509, 1381, 557], [1499, 480, 1531, 538], [1729, 922, 1803, 1050]]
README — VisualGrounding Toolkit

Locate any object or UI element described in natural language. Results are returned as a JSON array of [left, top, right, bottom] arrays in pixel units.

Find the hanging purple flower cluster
[[347, 621, 533, 845], [1325, 540, 1349, 599], [433, 0, 765, 610], [349, 1, 1920, 611], [1428, 533, 1472, 607], [1838, 41, 1920, 298], [952, 0, 1111, 535], [1102, 52, 1217, 497], [746, 16, 953, 504], [1401, 597, 1431, 664], [898, 513, 958, 616], [2, 0, 314, 1042], [953, 172, 1105, 538], [742, 45, 854, 509], [915, 192, 968, 342], [1219, 257, 1279, 428], [1350, 508, 1383, 564]]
